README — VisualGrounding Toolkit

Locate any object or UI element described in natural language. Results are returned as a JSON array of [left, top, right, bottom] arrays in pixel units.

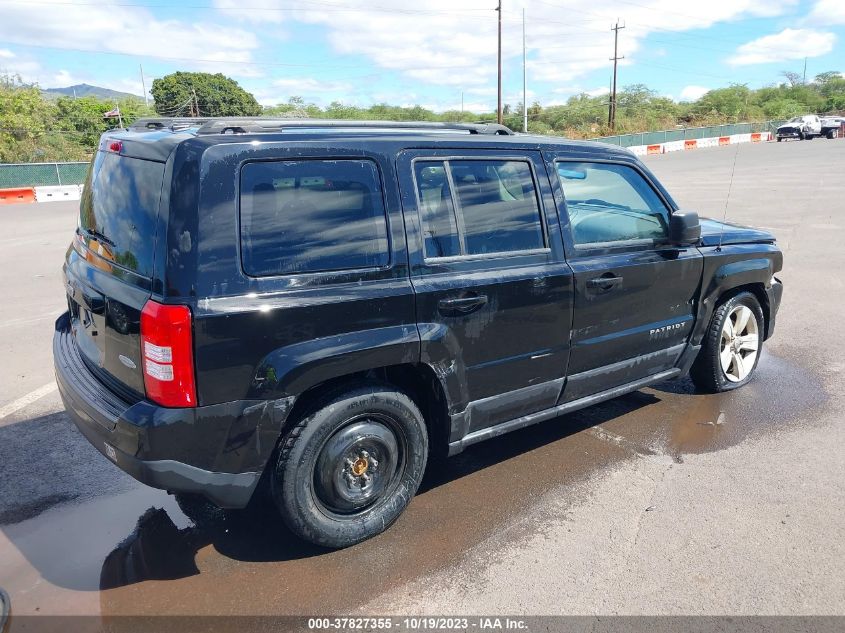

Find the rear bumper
[[53, 312, 291, 508]]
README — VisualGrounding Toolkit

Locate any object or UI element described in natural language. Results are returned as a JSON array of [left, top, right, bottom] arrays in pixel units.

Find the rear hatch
[[65, 142, 165, 400]]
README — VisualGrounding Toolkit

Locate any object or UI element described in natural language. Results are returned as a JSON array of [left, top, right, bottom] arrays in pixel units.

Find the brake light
[[108, 141, 122, 153], [140, 301, 196, 407]]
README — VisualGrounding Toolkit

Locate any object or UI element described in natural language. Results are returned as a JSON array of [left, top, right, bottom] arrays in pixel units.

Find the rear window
[[79, 151, 165, 277], [240, 159, 389, 276]]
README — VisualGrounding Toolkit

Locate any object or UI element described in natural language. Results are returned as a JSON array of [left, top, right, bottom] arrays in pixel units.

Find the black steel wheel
[[313, 415, 405, 515], [271, 385, 428, 548]]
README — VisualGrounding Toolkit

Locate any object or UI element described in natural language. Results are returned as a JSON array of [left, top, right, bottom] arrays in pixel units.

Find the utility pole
[[803, 57, 807, 84], [496, 0, 503, 125], [191, 88, 199, 117], [140, 64, 148, 107], [608, 20, 625, 132], [522, 7, 527, 133], [461, 91, 464, 114]]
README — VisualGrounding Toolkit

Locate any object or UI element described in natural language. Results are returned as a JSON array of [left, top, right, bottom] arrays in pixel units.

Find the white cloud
[[273, 78, 355, 94], [0, 49, 15, 59], [808, 0, 845, 25], [0, 0, 261, 78], [251, 78, 358, 106], [730, 28, 836, 65], [679, 85, 710, 101], [278, 0, 800, 92]]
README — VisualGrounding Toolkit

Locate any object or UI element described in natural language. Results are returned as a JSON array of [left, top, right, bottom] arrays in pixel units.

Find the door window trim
[[553, 157, 676, 258], [410, 155, 552, 263]]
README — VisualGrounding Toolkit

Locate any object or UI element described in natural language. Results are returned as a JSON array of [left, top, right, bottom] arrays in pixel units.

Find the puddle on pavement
[[646, 351, 824, 461], [0, 351, 826, 622]]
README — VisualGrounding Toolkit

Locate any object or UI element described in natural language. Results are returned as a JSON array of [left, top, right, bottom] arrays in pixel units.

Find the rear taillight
[[140, 300, 196, 407]]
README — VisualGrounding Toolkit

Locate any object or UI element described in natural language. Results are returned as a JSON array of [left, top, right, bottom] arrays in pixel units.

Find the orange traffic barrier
[[719, 136, 730, 146], [647, 144, 662, 155], [751, 133, 762, 142], [684, 139, 697, 149], [0, 187, 36, 204]]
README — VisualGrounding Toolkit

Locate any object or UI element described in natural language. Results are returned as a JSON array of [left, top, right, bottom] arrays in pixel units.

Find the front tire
[[690, 292, 764, 393], [271, 385, 428, 548]]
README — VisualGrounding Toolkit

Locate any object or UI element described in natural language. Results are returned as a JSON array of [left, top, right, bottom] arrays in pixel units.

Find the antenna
[[716, 142, 741, 252]]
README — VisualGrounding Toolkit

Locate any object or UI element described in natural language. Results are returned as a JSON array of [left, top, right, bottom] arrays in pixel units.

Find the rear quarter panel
[[174, 139, 420, 406]]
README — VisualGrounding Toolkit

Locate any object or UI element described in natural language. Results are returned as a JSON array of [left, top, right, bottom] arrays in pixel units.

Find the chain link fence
[[593, 121, 786, 147], [0, 162, 89, 188]]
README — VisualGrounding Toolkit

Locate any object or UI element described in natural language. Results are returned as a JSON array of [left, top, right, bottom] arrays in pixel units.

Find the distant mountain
[[41, 83, 143, 101]]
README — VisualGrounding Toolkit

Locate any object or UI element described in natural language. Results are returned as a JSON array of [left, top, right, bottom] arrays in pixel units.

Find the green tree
[[0, 73, 69, 162], [692, 84, 752, 121], [814, 71, 845, 111], [150, 72, 261, 117]]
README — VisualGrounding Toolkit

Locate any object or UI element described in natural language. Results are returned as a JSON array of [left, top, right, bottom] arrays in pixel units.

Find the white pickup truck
[[776, 115, 822, 141]]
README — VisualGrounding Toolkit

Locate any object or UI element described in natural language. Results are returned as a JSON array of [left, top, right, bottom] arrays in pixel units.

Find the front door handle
[[438, 294, 488, 315], [587, 275, 623, 291]]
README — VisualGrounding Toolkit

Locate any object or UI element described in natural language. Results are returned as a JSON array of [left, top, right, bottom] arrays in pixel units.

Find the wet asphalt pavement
[[0, 140, 843, 624]]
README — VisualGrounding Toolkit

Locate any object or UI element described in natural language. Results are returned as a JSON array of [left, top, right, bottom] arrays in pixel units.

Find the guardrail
[[592, 121, 785, 148], [0, 162, 88, 188]]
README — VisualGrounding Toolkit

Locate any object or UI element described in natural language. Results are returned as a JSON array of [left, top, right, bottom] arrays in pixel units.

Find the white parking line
[[0, 383, 58, 421]]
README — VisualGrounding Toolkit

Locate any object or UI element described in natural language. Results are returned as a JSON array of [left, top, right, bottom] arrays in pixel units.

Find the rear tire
[[271, 385, 428, 548], [690, 291, 764, 393]]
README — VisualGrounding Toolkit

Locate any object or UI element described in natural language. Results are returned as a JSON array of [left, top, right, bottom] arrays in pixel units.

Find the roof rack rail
[[192, 118, 515, 136], [129, 117, 212, 132]]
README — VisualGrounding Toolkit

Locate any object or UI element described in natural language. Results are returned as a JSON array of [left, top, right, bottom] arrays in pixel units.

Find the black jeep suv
[[54, 119, 783, 547]]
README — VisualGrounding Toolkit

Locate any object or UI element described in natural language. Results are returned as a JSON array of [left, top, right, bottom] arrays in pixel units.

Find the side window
[[240, 159, 389, 276], [556, 162, 670, 247], [413, 162, 460, 258], [413, 158, 546, 259], [450, 160, 545, 255]]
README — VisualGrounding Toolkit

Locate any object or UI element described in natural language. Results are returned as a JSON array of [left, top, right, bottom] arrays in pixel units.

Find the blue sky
[[0, 0, 842, 111]]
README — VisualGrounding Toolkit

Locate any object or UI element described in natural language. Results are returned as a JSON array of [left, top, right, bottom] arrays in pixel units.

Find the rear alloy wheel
[[691, 291, 764, 393], [271, 385, 428, 548]]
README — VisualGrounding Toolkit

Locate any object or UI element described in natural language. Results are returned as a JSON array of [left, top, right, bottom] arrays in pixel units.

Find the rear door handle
[[438, 294, 488, 315], [587, 275, 623, 291]]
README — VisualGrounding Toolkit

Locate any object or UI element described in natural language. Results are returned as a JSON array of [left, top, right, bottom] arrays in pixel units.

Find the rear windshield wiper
[[81, 227, 116, 248]]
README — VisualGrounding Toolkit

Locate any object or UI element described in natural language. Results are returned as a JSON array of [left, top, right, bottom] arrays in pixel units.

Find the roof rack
[[129, 117, 212, 132], [192, 118, 515, 136]]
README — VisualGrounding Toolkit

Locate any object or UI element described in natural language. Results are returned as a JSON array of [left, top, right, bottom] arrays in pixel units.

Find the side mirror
[[669, 211, 701, 246]]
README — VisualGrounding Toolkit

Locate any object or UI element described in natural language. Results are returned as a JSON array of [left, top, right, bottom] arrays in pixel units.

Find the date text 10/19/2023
[[308, 617, 529, 630]]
